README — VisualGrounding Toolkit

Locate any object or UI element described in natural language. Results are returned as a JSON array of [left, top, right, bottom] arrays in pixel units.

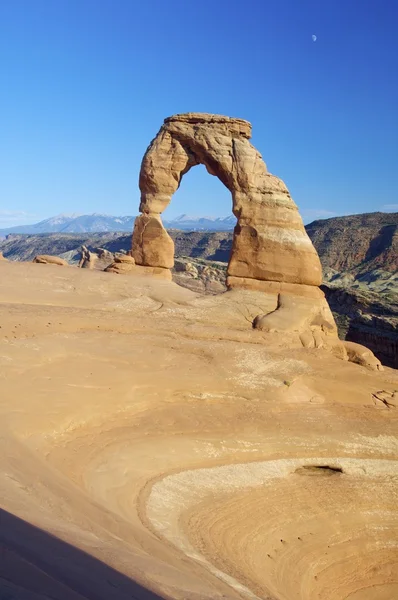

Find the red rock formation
[[133, 113, 322, 289]]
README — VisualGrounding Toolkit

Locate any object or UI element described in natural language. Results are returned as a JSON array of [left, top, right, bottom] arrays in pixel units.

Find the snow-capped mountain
[[164, 214, 236, 230], [0, 214, 136, 235], [0, 213, 236, 235]]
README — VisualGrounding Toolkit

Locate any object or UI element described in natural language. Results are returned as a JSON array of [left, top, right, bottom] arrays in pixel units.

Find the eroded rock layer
[[132, 113, 322, 290], [0, 260, 397, 600], [32, 254, 69, 266]]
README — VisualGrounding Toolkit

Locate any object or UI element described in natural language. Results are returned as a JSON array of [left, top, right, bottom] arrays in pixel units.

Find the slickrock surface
[[105, 259, 171, 280], [1, 260, 397, 600]]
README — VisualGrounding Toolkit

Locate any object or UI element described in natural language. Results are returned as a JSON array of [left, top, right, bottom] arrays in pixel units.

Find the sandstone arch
[[132, 113, 323, 296]]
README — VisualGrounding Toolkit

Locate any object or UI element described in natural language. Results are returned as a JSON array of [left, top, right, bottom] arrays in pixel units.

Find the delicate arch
[[132, 113, 322, 292]]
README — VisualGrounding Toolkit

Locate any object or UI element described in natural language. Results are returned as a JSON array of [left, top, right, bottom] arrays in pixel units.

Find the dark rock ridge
[[308, 212, 397, 368], [0, 232, 233, 264], [322, 285, 398, 369], [306, 212, 398, 276], [0, 232, 132, 263]]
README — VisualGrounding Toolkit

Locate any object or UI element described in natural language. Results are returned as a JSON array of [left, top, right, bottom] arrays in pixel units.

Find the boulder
[[105, 262, 171, 280], [114, 253, 135, 264], [78, 245, 97, 269], [343, 341, 384, 371], [33, 255, 68, 266], [79, 246, 114, 270]]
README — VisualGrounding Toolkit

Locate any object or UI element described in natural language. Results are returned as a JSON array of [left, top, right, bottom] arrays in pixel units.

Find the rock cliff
[[323, 284, 398, 368], [306, 212, 398, 276]]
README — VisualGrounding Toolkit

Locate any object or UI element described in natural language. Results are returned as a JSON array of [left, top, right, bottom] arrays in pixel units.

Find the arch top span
[[132, 112, 323, 290], [163, 112, 252, 139]]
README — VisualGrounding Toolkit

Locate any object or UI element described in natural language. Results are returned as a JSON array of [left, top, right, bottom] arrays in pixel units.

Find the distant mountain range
[[0, 213, 237, 235], [166, 214, 236, 230]]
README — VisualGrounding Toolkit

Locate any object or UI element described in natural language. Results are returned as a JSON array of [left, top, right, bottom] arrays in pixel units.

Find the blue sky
[[0, 0, 397, 227]]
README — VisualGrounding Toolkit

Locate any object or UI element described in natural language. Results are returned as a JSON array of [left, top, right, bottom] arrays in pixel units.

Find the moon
[[312, 34, 317, 42]]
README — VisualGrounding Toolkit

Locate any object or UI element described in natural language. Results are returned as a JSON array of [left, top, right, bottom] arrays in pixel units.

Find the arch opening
[[163, 163, 236, 230], [132, 112, 324, 295]]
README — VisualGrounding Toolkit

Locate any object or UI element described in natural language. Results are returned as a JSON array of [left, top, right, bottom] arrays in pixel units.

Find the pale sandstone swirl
[[146, 458, 398, 600]]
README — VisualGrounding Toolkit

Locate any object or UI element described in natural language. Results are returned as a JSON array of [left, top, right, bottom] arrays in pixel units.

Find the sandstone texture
[[132, 214, 174, 269], [32, 254, 69, 266], [343, 340, 384, 371], [78, 245, 115, 270], [105, 259, 172, 280], [113, 252, 136, 263], [133, 113, 322, 289], [173, 257, 227, 294], [132, 113, 335, 344], [1, 259, 397, 600]]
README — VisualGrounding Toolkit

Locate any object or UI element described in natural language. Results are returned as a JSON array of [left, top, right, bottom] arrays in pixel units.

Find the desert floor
[[0, 261, 397, 600]]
